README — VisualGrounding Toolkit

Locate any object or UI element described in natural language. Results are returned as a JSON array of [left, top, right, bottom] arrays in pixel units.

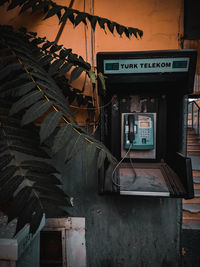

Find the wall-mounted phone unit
[[97, 50, 197, 198], [121, 113, 156, 159]]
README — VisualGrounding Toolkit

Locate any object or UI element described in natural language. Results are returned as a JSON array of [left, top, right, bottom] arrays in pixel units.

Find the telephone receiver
[[128, 115, 135, 143]]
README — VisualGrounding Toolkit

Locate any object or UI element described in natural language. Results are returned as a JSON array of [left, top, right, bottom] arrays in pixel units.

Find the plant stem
[[54, 0, 75, 44]]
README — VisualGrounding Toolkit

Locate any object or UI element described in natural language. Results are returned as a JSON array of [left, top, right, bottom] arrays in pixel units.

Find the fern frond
[[0, 101, 70, 234], [0, 25, 118, 234], [40, 110, 62, 143], [4, 0, 143, 39], [0, 26, 75, 123]]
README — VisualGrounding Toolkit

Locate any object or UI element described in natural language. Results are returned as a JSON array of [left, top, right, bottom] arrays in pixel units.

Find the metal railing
[[188, 100, 200, 136]]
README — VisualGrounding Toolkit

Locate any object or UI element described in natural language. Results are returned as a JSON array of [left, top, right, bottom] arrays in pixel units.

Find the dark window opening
[[40, 230, 63, 267]]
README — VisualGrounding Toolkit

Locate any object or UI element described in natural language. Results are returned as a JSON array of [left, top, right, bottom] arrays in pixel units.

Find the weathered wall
[[0, 0, 184, 67], [94, 0, 183, 53], [0, 1, 184, 266], [0, 0, 184, 122], [54, 151, 182, 267]]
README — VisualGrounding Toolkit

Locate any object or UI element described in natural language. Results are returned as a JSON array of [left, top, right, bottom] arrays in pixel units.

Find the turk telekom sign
[[103, 57, 190, 74]]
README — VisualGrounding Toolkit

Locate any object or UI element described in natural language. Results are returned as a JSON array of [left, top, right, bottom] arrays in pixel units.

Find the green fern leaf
[[107, 21, 115, 34], [98, 72, 106, 90], [20, 160, 59, 173], [0, 165, 18, 184], [124, 28, 130, 38], [7, 46, 34, 60], [58, 62, 73, 76], [19, 1, 36, 14], [0, 55, 16, 68], [44, 90, 74, 120], [60, 7, 74, 23], [35, 80, 55, 92], [88, 15, 98, 31], [7, 0, 27, 10], [20, 59, 47, 75], [128, 27, 143, 38], [7, 186, 32, 223], [70, 67, 85, 83], [74, 12, 87, 26], [85, 142, 97, 168], [0, 74, 31, 93], [64, 134, 80, 162], [14, 81, 36, 96], [39, 55, 53, 66], [0, 175, 24, 204], [44, 89, 68, 108], [50, 44, 63, 53], [88, 70, 96, 85], [30, 71, 52, 83], [30, 1, 49, 15], [66, 138, 86, 163], [116, 24, 126, 36], [59, 48, 72, 59], [0, 63, 22, 81], [2, 133, 40, 148], [8, 144, 50, 158], [26, 171, 61, 185], [48, 59, 64, 75], [1, 125, 40, 142], [15, 196, 38, 234], [9, 90, 44, 115], [0, 145, 7, 154], [52, 124, 72, 154], [98, 17, 108, 30], [44, 5, 63, 20], [0, 154, 14, 170], [31, 37, 46, 46], [21, 99, 52, 125], [97, 149, 106, 169], [0, 48, 11, 56], [42, 41, 54, 50], [106, 151, 116, 165], [40, 110, 62, 143]]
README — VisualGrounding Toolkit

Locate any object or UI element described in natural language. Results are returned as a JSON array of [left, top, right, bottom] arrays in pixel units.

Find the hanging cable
[[112, 143, 137, 188]]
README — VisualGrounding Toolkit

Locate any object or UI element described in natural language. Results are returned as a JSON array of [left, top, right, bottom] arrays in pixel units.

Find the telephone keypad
[[141, 129, 150, 139]]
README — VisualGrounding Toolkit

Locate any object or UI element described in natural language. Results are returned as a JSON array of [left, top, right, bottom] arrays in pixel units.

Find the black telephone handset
[[128, 115, 135, 143]]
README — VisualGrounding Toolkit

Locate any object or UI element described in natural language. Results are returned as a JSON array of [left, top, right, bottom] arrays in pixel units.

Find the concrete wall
[[0, 1, 184, 266], [53, 150, 182, 267]]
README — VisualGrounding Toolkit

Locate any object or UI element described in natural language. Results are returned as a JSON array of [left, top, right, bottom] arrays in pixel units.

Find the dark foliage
[[0, 26, 116, 234], [0, 0, 142, 235]]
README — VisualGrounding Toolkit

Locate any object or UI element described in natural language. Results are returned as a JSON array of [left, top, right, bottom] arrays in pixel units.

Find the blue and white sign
[[104, 57, 190, 74]]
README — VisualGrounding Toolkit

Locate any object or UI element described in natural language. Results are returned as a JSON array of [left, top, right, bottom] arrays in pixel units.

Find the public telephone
[[97, 49, 197, 198], [123, 113, 154, 150]]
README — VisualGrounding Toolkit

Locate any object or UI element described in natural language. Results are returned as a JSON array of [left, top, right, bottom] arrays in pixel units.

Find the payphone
[[97, 49, 197, 199], [123, 113, 155, 150]]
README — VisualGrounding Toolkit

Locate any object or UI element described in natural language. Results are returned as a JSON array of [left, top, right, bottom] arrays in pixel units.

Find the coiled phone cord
[[112, 143, 137, 188]]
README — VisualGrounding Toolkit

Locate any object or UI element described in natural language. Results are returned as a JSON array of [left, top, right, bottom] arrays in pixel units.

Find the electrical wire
[[129, 156, 137, 184], [70, 95, 116, 110], [112, 143, 137, 188]]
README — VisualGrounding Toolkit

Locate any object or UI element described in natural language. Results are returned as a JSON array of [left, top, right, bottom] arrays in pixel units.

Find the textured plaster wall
[[0, 0, 184, 122], [0, 1, 184, 266], [0, 0, 184, 64]]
